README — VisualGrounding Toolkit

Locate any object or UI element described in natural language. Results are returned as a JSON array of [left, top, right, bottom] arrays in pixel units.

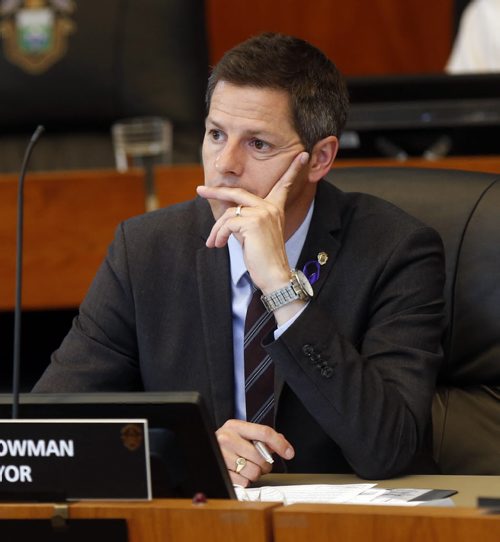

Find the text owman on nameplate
[[0, 419, 151, 500]]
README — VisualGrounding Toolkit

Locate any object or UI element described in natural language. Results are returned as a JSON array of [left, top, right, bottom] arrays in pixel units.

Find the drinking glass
[[112, 117, 173, 211]]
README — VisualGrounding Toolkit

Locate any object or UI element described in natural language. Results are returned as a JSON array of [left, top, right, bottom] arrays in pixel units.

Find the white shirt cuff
[[273, 302, 309, 340]]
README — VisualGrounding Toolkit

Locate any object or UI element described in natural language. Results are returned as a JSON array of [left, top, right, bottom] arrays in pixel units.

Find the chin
[[207, 199, 229, 221]]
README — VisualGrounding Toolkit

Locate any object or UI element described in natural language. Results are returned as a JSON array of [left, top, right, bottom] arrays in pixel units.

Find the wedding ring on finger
[[235, 205, 243, 217], [235, 456, 247, 474]]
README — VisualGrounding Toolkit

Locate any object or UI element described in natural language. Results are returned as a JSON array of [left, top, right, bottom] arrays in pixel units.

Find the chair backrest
[[327, 166, 500, 474]]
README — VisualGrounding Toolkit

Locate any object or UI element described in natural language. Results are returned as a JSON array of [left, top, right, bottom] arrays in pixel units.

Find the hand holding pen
[[215, 419, 295, 486]]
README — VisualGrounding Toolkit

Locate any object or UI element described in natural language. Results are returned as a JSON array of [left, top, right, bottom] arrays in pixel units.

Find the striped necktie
[[244, 286, 276, 427]]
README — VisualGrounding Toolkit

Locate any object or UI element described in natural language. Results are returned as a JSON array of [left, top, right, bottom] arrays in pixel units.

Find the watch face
[[295, 270, 314, 297]]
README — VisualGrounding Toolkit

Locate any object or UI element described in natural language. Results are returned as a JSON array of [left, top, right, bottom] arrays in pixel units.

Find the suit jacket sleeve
[[266, 208, 446, 479], [33, 221, 142, 391]]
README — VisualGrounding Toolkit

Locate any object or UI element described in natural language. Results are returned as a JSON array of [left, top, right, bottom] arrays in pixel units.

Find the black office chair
[[328, 166, 500, 475]]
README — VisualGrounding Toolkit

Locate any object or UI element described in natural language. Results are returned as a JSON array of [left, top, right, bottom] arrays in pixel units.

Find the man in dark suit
[[34, 33, 446, 486]]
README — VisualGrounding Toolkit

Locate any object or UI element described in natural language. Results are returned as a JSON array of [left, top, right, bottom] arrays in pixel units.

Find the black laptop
[[0, 391, 235, 500]]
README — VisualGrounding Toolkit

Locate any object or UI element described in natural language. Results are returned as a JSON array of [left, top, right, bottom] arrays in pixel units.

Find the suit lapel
[[297, 181, 343, 296], [275, 180, 344, 401], [195, 200, 235, 427]]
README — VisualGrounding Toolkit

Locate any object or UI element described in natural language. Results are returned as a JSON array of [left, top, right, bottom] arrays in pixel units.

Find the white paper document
[[235, 483, 443, 506]]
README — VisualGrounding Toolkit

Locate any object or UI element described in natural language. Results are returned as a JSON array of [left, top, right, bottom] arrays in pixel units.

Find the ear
[[307, 136, 339, 183]]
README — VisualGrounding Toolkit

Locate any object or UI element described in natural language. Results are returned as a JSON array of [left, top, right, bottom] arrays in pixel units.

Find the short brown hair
[[206, 33, 349, 152]]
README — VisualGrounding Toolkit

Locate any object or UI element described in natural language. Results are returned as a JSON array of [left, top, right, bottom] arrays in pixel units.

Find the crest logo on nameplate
[[0, 0, 76, 74]]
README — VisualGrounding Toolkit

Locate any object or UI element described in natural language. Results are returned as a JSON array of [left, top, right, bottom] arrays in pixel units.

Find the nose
[[214, 141, 243, 177]]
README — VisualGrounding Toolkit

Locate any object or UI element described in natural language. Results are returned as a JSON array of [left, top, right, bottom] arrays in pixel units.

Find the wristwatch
[[261, 269, 313, 312]]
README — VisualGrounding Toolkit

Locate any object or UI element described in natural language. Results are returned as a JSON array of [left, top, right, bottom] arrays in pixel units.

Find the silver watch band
[[260, 269, 312, 312], [260, 283, 299, 312]]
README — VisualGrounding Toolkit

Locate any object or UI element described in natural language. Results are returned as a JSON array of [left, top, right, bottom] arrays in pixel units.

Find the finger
[[233, 420, 295, 460], [217, 420, 271, 467], [230, 455, 273, 487], [231, 453, 269, 482], [221, 419, 295, 462], [207, 217, 238, 248], [196, 185, 262, 207], [256, 429, 295, 461], [206, 203, 274, 249], [265, 151, 309, 209], [205, 206, 251, 248], [229, 470, 250, 487], [217, 428, 271, 485]]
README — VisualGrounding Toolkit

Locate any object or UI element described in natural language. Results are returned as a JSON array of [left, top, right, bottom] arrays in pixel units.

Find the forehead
[[208, 81, 295, 132]]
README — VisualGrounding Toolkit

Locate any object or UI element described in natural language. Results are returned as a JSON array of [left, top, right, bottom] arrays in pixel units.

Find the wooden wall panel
[[0, 166, 203, 310], [206, 0, 454, 75]]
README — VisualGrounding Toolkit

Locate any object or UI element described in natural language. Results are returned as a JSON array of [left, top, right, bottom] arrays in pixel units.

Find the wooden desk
[[273, 504, 500, 542], [1, 488, 500, 542], [0, 499, 278, 542], [264, 473, 500, 541]]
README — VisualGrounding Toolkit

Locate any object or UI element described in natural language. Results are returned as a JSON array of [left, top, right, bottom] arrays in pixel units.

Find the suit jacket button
[[321, 366, 333, 378], [302, 344, 314, 356]]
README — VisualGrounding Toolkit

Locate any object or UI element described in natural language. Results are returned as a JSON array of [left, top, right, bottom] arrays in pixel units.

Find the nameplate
[[0, 419, 151, 501]]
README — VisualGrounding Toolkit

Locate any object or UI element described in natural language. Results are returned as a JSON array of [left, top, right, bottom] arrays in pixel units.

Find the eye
[[250, 138, 271, 151], [208, 128, 224, 142]]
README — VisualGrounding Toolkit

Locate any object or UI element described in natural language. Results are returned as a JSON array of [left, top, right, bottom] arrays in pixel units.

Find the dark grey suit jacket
[[34, 180, 446, 479]]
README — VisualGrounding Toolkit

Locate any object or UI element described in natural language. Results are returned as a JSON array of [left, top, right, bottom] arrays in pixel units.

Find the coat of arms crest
[[0, 0, 75, 74]]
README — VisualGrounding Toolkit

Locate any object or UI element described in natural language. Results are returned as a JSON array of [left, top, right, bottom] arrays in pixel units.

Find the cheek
[[284, 170, 310, 210], [244, 161, 285, 198], [202, 148, 217, 186], [201, 141, 212, 169]]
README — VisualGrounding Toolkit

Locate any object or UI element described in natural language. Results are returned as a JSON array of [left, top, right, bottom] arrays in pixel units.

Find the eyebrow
[[205, 117, 278, 141]]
